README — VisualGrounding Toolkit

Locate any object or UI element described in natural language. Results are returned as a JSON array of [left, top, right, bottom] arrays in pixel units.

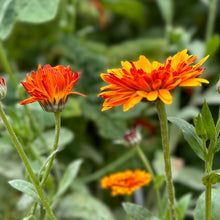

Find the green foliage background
[[0, 0, 220, 219]]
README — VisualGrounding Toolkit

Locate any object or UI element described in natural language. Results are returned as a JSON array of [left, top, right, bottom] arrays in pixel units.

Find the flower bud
[[0, 78, 7, 100], [114, 127, 142, 147]]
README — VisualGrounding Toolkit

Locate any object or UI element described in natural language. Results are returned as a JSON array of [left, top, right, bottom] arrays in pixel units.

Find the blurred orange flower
[[20, 65, 86, 112], [101, 170, 152, 196], [99, 49, 209, 111]]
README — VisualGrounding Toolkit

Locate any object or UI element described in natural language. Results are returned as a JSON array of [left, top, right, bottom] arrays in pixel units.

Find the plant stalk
[[40, 111, 61, 185], [206, 0, 218, 42], [135, 145, 162, 217], [156, 100, 176, 220], [205, 182, 212, 220], [0, 103, 56, 220]]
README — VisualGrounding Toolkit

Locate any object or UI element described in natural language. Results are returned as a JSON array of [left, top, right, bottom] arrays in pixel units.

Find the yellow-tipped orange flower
[[101, 170, 152, 196], [99, 49, 209, 111], [20, 64, 86, 112]]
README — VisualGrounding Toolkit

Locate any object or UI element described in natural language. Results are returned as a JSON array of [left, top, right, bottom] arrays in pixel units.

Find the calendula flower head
[[0, 78, 7, 101], [99, 49, 209, 111], [114, 127, 142, 147], [101, 169, 152, 196], [19, 64, 86, 112]]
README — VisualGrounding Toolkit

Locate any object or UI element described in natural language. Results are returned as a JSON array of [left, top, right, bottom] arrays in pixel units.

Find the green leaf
[[0, 0, 17, 40], [203, 169, 220, 185], [193, 114, 207, 140], [123, 202, 161, 220], [38, 150, 59, 177], [15, 0, 60, 23], [214, 137, 220, 152], [194, 189, 220, 220], [102, 0, 145, 26], [154, 175, 165, 190], [33, 127, 74, 154], [56, 193, 115, 220], [8, 179, 41, 203], [168, 117, 205, 161], [56, 159, 83, 198], [174, 166, 204, 190], [206, 35, 220, 56], [156, 0, 173, 25], [201, 101, 216, 141], [176, 194, 191, 220]]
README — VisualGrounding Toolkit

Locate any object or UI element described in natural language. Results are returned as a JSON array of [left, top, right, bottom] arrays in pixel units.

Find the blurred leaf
[[122, 202, 161, 220], [56, 193, 115, 220], [203, 170, 220, 185], [0, 0, 16, 40], [175, 167, 204, 190], [176, 194, 191, 220], [156, 0, 173, 25], [206, 35, 220, 56], [201, 101, 216, 140], [102, 0, 145, 26], [8, 179, 41, 203], [33, 127, 74, 154], [108, 38, 166, 66], [61, 97, 82, 118], [15, 0, 60, 23], [55, 159, 83, 198], [168, 117, 205, 161], [214, 137, 220, 152], [154, 175, 165, 190], [194, 189, 220, 220]]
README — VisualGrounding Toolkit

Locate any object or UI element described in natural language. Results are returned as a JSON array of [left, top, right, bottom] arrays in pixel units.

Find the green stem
[[40, 112, 61, 185], [0, 103, 56, 220], [135, 145, 162, 217], [206, 140, 215, 173], [206, 0, 218, 42], [156, 100, 176, 220], [205, 183, 212, 220], [79, 148, 136, 183], [0, 40, 17, 87]]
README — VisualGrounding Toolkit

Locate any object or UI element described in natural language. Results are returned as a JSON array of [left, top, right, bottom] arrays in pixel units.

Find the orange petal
[[158, 89, 172, 104], [137, 90, 158, 101], [123, 94, 143, 111], [134, 55, 152, 73], [179, 78, 202, 87]]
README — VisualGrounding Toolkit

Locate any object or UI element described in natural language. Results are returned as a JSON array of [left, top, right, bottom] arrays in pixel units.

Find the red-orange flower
[[101, 170, 152, 196], [99, 49, 209, 111], [20, 64, 86, 112]]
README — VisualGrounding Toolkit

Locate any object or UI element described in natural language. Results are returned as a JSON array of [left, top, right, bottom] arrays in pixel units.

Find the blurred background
[[0, 0, 220, 219]]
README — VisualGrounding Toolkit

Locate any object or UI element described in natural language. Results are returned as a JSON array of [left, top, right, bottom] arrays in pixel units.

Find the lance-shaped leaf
[[9, 179, 41, 203], [201, 101, 216, 141], [168, 117, 205, 161], [123, 202, 161, 220]]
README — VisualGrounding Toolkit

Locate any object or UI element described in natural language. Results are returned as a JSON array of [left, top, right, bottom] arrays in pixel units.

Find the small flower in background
[[101, 169, 152, 196], [114, 126, 142, 147], [99, 49, 209, 111], [0, 78, 7, 100], [19, 65, 86, 112]]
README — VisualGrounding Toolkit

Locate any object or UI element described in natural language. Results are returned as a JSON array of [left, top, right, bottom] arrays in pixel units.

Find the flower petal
[[158, 89, 172, 104]]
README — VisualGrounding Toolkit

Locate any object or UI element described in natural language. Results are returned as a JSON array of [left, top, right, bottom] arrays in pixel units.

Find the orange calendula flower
[[20, 64, 86, 112], [101, 170, 152, 196], [99, 49, 209, 111]]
